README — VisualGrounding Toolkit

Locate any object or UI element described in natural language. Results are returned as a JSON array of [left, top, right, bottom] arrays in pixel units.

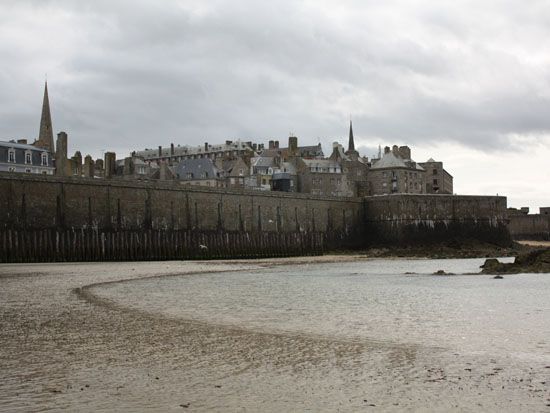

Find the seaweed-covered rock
[[481, 249, 550, 274]]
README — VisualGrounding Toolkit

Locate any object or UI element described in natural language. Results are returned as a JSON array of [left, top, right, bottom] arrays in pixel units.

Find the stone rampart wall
[[508, 215, 550, 240], [0, 174, 513, 261], [363, 194, 511, 246], [0, 173, 363, 261]]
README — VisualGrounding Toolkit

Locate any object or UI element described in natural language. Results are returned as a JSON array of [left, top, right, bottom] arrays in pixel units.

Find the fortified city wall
[[0, 174, 511, 262], [363, 194, 511, 246], [507, 215, 550, 240], [0, 173, 363, 262]]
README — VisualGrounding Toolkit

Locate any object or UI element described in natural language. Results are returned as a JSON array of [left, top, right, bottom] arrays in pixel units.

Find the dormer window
[[41, 152, 48, 166], [8, 149, 15, 163], [25, 152, 32, 165]]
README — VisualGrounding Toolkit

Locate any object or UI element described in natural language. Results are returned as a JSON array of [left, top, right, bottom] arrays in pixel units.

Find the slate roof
[[136, 140, 255, 159], [251, 156, 274, 168], [371, 151, 426, 171], [0, 140, 53, 167], [175, 158, 221, 180], [370, 152, 407, 169]]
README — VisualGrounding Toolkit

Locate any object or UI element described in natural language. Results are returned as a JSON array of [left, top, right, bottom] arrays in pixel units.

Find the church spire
[[348, 119, 355, 153], [36, 81, 54, 152], [345, 119, 359, 158]]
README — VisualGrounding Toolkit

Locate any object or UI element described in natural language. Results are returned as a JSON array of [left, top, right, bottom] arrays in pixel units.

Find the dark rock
[[480, 258, 500, 270], [493, 275, 503, 279], [481, 249, 550, 274], [433, 270, 455, 276]]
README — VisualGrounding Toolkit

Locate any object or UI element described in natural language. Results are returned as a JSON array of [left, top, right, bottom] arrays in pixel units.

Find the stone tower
[[345, 120, 358, 158], [35, 82, 55, 152]]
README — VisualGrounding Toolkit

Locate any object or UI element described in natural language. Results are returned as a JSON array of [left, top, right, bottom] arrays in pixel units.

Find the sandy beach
[[1, 257, 549, 412]]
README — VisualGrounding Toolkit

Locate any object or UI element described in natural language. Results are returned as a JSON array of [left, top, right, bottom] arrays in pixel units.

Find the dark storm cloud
[[1, 0, 550, 159]]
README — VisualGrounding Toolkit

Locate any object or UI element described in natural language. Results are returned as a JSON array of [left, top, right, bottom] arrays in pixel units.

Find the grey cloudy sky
[[1, 0, 549, 209]]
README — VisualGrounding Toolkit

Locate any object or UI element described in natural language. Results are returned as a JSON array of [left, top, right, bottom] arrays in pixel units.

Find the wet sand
[[1, 257, 549, 412], [518, 240, 550, 248]]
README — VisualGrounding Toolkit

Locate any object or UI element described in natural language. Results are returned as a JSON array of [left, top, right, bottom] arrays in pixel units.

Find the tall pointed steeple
[[348, 119, 355, 153], [36, 81, 54, 152], [345, 119, 358, 157]]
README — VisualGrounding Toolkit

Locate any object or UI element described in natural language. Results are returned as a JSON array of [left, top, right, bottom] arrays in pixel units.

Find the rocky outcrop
[[481, 249, 550, 274]]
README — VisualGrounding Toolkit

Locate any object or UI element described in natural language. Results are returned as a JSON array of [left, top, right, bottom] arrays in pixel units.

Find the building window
[[201, 171, 208, 178], [186, 172, 193, 179], [433, 179, 438, 185], [8, 166, 16, 172], [25, 168, 31, 173], [25, 152, 32, 164], [41, 153, 48, 166], [138, 166, 146, 174], [433, 169, 438, 175], [8, 149, 15, 163]]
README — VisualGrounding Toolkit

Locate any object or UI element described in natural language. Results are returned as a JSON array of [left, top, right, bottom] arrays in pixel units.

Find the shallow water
[[1, 258, 550, 412], [94, 257, 548, 358]]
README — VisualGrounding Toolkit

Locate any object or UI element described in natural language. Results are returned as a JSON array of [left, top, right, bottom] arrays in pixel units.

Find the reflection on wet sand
[[0, 258, 549, 412]]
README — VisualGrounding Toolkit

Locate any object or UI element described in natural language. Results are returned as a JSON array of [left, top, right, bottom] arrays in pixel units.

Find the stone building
[[419, 158, 453, 194], [367, 145, 426, 195], [295, 158, 353, 197], [215, 157, 250, 188]]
